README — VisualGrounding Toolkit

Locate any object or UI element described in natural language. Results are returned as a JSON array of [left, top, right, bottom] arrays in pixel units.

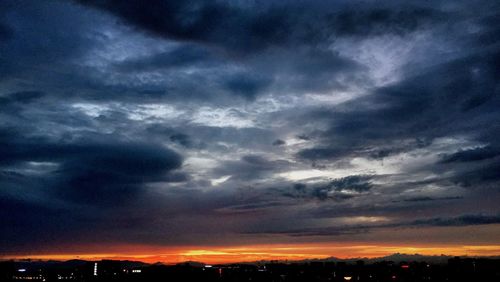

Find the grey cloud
[[297, 147, 346, 161], [296, 134, 311, 141], [402, 196, 463, 202], [329, 175, 373, 192], [412, 214, 500, 227], [253, 214, 500, 237], [169, 133, 195, 148], [440, 146, 500, 163], [297, 48, 500, 163], [114, 44, 215, 71], [224, 73, 272, 100], [0, 91, 45, 105], [278, 175, 373, 201], [453, 160, 500, 187], [272, 139, 285, 146], [214, 155, 291, 181]]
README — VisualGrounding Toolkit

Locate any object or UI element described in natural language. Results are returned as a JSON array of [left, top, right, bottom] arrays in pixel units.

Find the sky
[[1, 0, 499, 263]]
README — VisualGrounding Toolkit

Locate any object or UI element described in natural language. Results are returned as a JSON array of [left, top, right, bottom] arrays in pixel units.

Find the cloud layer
[[1, 0, 499, 255]]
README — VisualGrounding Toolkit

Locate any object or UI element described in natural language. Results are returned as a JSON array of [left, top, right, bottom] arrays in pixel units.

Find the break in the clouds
[[1, 0, 499, 254]]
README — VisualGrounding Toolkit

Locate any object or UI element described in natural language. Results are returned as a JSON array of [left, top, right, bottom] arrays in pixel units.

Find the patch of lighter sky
[[303, 90, 366, 106], [184, 156, 220, 173], [186, 86, 365, 129], [283, 137, 309, 146], [71, 102, 186, 125], [70, 81, 364, 133], [279, 136, 484, 182], [6, 162, 60, 177], [182, 154, 228, 187], [332, 32, 432, 87], [211, 175, 232, 186], [326, 216, 391, 226], [128, 104, 186, 122], [190, 106, 257, 128], [81, 18, 171, 68], [402, 182, 462, 197], [71, 103, 112, 117], [278, 168, 355, 182], [188, 94, 297, 130]]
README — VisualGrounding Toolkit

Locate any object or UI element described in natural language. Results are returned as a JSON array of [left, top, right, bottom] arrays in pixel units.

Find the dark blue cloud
[[272, 139, 286, 146], [440, 146, 500, 163], [276, 175, 373, 201], [0, 129, 184, 205], [412, 214, 500, 227]]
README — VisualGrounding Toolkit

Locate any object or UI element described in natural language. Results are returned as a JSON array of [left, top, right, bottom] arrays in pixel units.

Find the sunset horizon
[[3, 242, 500, 264]]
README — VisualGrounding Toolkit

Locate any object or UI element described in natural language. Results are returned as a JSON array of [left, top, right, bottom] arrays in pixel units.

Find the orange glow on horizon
[[2, 243, 500, 264]]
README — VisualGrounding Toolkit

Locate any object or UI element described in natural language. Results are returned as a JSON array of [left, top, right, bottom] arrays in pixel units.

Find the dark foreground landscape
[[2, 255, 500, 282]]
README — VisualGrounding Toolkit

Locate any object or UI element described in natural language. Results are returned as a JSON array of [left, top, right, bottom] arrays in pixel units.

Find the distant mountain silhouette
[[235, 253, 500, 265], [175, 261, 206, 267]]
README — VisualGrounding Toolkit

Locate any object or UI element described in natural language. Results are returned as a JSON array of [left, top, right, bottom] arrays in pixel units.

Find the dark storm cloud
[[1, 0, 500, 253], [0, 129, 184, 205], [0, 91, 45, 105], [0, 91, 46, 115], [169, 133, 200, 149], [1, 0, 358, 103], [0, 0, 388, 104], [114, 44, 214, 71], [452, 160, 500, 187], [58, 0, 449, 101], [0, 0, 99, 79], [440, 146, 500, 163], [97, 37, 361, 102], [297, 147, 346, 161], [224, 73, 272, 100], [75, 0, 445, 54], [329, 175, 373, 192]]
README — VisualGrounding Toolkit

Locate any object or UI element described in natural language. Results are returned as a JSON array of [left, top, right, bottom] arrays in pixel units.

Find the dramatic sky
[[1, 0, 499, 262]]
